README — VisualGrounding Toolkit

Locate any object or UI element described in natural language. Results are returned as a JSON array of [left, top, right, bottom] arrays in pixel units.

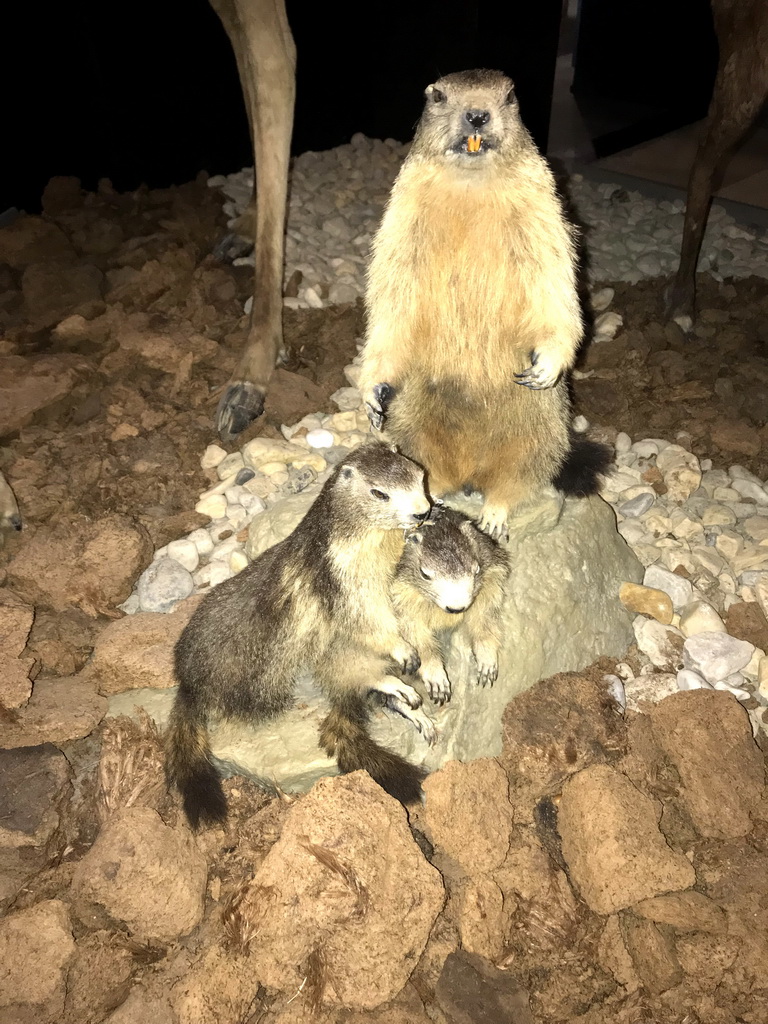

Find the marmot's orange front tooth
[[467, 134, 482, 153]]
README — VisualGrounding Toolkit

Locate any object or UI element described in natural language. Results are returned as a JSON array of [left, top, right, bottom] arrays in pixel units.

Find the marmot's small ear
[[406, 531, 424, 545], [340, 465, 355, 481]]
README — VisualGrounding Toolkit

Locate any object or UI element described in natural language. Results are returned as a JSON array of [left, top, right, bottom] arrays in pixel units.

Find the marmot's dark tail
[[165, 690, 227, 830], [553, 434, 613, 497], [319, 691, 427, 805]]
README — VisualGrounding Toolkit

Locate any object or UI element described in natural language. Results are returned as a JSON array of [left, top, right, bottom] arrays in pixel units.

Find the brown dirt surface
[[573, 273, 768, 480], [1, 176, 768, 1024]]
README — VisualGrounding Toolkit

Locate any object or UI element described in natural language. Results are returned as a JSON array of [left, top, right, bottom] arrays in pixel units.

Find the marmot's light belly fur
[[166, 443, 433, 828], [360, 69, 589, 540]]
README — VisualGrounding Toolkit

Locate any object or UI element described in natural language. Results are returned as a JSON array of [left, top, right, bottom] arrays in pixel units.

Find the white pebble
[[614, 432, 632, 453], [188, 528, 214, 558], [230, 550, 249, 574], [677, 669, 713, 691], [218, 452, 245, 480], [196, 493, 228, 519], [306, 428, 336, 449], [683, 632, 755, 684], [572, 415, 589, 433], [643, 565, 694, 612], [137, 557, 194, 613], [201, 444, 227, 470], [166, 538, 200, 573], [678, 600, 726, 638]]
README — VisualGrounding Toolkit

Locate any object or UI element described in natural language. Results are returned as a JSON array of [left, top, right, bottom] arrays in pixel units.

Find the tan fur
[[360, 69, 582, 537]]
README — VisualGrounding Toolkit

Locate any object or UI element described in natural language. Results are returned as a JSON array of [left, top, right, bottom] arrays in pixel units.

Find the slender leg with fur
[[209, 0, 296, 440]]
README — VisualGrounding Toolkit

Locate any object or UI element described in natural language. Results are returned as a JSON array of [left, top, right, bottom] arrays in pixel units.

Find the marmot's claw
[[476, 662, 498, 687], [423, 668, 452, 705], [514, 349, 561, 390], [478, 508, 509, 544], [365, 402, 385, 431], [365, 382, 396, 431]]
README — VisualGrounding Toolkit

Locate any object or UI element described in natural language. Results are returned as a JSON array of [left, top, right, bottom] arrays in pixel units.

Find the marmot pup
[[392, 505, 510, 705], [166, 442, 433, 829], [360, 69, 607, 540]]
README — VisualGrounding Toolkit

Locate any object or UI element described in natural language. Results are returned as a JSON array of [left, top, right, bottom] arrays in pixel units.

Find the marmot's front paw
[[514, 350, 564, 390], [478, 505, 509, 544], [376, 678, 423, 709], [392, 642, 421, 675], [365, 382, 396, 431], [421, 662, 452, 705]]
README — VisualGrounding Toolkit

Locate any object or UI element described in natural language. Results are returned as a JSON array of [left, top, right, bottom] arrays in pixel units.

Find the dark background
[[4, 0, 718, 213]]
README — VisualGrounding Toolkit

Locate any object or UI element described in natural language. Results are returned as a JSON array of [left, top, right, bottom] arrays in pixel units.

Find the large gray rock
[[114, 490, 642, 796]]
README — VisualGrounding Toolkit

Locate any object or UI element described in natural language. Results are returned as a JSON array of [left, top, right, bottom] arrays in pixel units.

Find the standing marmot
[[166, 442, 433, 828], [360, 69, 605, 540]]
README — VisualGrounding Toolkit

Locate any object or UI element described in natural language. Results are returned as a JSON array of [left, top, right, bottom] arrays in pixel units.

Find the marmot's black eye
[[505, 88, 515, 104], [420, 567, 434, 580], [371, 488, 389, 501], [432, 88, 446, 104]]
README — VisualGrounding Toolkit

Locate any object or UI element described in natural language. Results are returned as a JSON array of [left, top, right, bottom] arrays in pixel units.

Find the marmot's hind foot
[[375, 678, 437, 745]]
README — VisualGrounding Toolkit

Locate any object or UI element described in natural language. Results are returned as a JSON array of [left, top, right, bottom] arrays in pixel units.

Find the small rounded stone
[[619, 582, 674, 625], [678, 600, 726, 638]]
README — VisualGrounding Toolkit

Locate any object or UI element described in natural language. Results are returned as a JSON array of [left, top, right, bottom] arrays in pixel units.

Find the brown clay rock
[[0, 354, 81, 436], [0, 744, 72, 905], [0, 214, 75, 268], [1, 674, 107, 749], [7, 513, 153, 615], [170, 945, 263, 1024], [22, 261, 104, 326], [422, 759, 513, 876], [0, 899, 76, 1024], [86, 595, 202, 695], [597, 915, 640, 992], [619, 914, 683, 996], [724, 600, 768, 654], [632, 891, 726, 933], [63, 931, 136, 1024], [557, 764, 695, 915], [499, 665, 627, 821], [435, 950, 534, 1024], [454, 875, 508, 960], [0, 591, 36, 709], [72, 807, 207, 943], [242, 772, 444, 1010], [103, 982, 175, 1024], [649, 690, 765, 839]]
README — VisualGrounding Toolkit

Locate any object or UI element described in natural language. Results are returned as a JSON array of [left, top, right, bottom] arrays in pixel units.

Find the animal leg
[[665, 2, 768, 328], [393, 604, 452, 704], [210, 0, 296, 440]]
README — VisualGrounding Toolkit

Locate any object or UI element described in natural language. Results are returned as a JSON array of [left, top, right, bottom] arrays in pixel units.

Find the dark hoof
[[216, 382, 265, 442], [212, 232, 253, 264]]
